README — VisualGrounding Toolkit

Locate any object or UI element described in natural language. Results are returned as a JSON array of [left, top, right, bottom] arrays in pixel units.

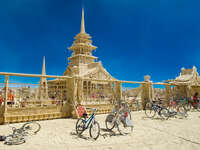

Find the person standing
[[193, 92, 199, 108]]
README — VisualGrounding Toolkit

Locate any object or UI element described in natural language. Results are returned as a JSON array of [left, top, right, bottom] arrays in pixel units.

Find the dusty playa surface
[[0, 111, 200, 150]]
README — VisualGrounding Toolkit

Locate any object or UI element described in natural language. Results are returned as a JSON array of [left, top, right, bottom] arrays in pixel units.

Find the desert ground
[[0, 111, 200, 150]]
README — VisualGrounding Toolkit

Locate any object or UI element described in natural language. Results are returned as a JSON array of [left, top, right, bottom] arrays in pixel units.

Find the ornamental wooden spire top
[[80, 8, 85, 33], [42, 56, 46, 75]]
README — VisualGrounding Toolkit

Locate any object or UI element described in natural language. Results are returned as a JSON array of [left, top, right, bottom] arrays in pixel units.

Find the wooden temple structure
[[0, 9, 122, 124], [47, 9, 119, 117], [167, 66, 200, 99], [0, 8, 198, 124]]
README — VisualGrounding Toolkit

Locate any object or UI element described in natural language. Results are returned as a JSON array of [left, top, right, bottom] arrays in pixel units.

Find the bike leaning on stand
[[105, 102, 133, 135], [75, 108, 100, 140], [145, 100, 169, 119]]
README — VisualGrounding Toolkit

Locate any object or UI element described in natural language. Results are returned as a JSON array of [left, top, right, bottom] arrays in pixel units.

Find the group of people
[[192, 92, 200, 107], [0, 90, 14, 105]]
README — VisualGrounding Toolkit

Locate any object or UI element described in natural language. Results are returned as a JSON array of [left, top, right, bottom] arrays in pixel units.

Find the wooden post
[[111, 82, 115, 104], [70, 78, 78, 118], [141, 83, 146, 110], [141, 75, 154, 110], [77, 79, 83, 104], [187, 86, 191, 99], [86, 81, 88, 104], [165, 85, 170, 106], [4, 75, 9, 124], [116, 82, 122, 104]]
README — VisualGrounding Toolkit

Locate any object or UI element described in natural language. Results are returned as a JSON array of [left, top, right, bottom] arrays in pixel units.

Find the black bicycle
[[145, 100, 169, 119], [4, 122, 41, 145]]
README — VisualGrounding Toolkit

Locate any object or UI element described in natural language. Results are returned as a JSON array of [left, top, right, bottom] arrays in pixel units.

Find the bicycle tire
[[127, 111, 132, 120], [145, 102, 156, 118], [22, 122, 41, 135], [196, 103, 200, 112], [105, 114, 116, 130], [75, 118, 85, 135], [116, 118, 133, 135], [175, 105, 188, 118], [160, 108, 170, 120], [184, 103, 192, 112], [89, 121, 100, 140], [4, 136, 25, 145], [167, 104, 177, 112]]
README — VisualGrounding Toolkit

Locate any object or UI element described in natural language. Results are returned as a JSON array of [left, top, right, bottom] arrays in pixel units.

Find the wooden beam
[[4, 75, 8, 124], [0, 72, 71, 79], [0, 72, 177, 86]]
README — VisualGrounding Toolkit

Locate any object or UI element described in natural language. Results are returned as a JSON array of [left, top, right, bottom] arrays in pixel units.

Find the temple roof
[[168, 66, 200, 85]]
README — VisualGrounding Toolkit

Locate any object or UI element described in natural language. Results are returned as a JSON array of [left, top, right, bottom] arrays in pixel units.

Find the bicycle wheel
[[184, 103, 192, 112], [145, 102, 156, 118], [89, 121, 100, 140], [196, 103, 200, 112], [105, 114, 115, 130], [160, 108, 170, 120], [167, 104, 177, 112], [4, 136, 25, 145], [75, 118, 85, 135], [22, 122, 41, 135], [127, 111, 132, 120], [117, 117, 133, 135], [135, 102, 140, 111], [176, 105, 188, 118]]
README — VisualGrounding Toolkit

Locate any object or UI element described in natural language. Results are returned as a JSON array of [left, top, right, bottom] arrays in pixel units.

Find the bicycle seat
[[12, 127, 16, 131], [82, 113, 88, 118], [86, 108, 97, 113]]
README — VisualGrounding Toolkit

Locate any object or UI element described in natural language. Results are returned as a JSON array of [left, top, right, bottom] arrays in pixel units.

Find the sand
[[0, 111, 200, 150]]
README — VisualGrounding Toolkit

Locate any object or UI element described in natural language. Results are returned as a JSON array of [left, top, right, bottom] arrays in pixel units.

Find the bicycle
[[132, 100, 140, 111], [184, 98, 200, 112], [168, 97, 187, 111], [105, 101, 133, 135], [75, 108, 100, 140], [145, 100, 169, 119], [4, 122, 41, 145], [167, 104, 188, 119]]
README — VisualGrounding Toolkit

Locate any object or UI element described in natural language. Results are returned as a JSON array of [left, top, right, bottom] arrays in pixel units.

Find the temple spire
[[42, 56, 46, 75], [39, 56, 48, 100], [80, 8, 85, 33]]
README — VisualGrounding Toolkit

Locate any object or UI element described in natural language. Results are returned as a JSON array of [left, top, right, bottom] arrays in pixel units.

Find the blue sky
[[0, 0, 200, 84]]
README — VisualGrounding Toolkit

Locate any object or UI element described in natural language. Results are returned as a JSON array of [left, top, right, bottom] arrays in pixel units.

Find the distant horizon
[[0, 0, 199, 86]]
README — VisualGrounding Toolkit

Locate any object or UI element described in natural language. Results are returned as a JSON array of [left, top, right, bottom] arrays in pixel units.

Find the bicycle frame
[[191, 100, 200, 108], [111, 104, 129, 126], [152, 102, 163, 114], [82, 113, 95, 130]]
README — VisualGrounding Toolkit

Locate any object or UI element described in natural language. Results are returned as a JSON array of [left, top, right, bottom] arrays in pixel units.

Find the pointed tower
[[39, 56, 48, 100], [65, 8, 98, 76]]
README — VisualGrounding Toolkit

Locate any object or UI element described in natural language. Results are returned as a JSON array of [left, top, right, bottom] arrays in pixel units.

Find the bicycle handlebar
[[86, 107, 98, 112]]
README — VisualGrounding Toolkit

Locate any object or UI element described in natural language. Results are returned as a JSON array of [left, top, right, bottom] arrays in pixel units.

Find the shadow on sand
[[70, 128, 130, 141], [142, 116, 166, 121]]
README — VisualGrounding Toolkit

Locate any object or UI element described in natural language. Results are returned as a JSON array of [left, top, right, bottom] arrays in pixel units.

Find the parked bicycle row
[[1, 94, 199, 143], [75, 95, 200, 140], [168, 93, 200, 112], [145, 94, 200, 120]]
